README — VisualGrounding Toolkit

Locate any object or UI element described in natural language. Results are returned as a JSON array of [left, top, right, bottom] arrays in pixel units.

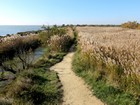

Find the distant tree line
[[58, 24, 120, 27]]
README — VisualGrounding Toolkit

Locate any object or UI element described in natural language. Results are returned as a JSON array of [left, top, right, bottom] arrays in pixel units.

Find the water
[[0, 25, 42, 36], [0, 47, 45, 72], [33, 47, 45, 62]]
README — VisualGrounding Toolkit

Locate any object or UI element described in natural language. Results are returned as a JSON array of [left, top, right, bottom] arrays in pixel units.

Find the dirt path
[[50, 52, 104, 105]]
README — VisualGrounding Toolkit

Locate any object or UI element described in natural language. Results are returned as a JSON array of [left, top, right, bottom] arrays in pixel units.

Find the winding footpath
[[50, 52, 104, 105]]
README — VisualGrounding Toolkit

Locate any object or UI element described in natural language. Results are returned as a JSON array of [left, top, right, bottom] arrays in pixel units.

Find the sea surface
[[0, 25, 42, 36]]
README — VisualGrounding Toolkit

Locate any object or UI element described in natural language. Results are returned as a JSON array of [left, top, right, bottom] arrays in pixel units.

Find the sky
[[0, 0, 140, 25]]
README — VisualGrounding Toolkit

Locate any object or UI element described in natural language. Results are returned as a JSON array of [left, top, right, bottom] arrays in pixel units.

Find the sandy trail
[[50, 52, 104, 105]]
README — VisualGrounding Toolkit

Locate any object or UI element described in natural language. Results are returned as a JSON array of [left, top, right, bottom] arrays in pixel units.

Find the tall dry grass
[[49, 35, 73, 52], [77, 27, 140, 97]]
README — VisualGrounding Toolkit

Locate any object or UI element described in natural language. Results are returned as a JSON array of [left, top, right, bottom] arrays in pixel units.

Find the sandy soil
[[50, 52, 104, 105]]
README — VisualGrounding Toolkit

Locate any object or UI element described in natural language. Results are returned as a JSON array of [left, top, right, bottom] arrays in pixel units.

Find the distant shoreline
[[0, 25, 43, 36]]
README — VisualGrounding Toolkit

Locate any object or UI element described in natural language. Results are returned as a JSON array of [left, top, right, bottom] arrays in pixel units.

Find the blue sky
[[0, 0, 140, 25]]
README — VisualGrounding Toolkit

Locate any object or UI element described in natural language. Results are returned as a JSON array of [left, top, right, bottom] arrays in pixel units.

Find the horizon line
[[0, 23, 121, 26]]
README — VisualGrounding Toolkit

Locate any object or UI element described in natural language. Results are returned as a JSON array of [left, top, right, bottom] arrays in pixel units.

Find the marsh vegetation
[[0, 25, 74, 105]]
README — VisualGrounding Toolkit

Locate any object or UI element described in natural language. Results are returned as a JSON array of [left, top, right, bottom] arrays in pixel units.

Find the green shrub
[[39, 26, 74, 52], [39, 32, 50, 46], [121, 21, 139, 29]]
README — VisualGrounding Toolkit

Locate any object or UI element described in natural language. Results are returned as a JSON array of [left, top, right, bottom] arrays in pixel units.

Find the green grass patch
[[0, 52, 66, 105], [0, 68, 62, 105], [35, 53, 66, 68]]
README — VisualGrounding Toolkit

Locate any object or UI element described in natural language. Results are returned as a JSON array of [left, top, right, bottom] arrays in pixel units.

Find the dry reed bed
[[77, 27, 140, 95]]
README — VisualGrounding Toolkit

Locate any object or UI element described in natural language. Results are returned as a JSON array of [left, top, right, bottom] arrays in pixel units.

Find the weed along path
[[50, 52, 104, 105]]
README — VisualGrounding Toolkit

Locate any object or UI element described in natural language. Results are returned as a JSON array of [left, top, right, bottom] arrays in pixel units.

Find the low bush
[[121, 21, 139, 29], [39, 26, 68, 46], [39, 26, 74, 52], [49, 35, 73, 52]]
